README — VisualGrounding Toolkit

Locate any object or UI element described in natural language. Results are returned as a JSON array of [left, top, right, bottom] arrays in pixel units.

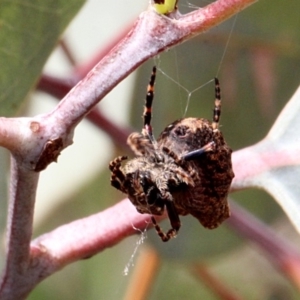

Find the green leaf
[[0, 0, 85, 116]]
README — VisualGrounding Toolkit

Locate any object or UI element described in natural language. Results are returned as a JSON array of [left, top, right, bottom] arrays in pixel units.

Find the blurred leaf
[[238, 86, 300, 234], [0, 0, 85, 116]]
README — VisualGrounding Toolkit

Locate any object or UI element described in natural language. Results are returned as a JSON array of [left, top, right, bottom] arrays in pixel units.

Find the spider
[[109, 67, 234, 242]]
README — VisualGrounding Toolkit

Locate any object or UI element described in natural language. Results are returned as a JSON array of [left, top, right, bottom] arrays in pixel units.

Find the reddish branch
[[38, 75, 131, 148]]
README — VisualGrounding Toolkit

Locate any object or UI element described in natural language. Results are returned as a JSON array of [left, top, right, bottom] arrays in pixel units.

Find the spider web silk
[[123, 226, 147, 276], [153, 12, 238, 118]]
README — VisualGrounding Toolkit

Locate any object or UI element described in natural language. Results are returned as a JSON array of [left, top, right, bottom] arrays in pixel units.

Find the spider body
[[109, 67, 234, 241]]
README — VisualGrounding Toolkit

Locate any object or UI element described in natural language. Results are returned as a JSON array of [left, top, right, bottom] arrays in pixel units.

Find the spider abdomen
[[157, 117, 234, 229]]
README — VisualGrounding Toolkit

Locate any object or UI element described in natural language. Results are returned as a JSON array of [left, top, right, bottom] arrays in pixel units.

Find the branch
[[38, 75, 131, 149], [0, 158, 39, 298]]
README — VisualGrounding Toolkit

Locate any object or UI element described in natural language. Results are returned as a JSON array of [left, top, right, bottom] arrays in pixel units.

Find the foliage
[[0, 0, 84, 116]]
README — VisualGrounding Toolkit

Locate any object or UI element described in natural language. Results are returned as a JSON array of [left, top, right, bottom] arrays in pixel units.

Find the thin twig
[[192, 264, 243, 300], [58, 39, 78, 67]]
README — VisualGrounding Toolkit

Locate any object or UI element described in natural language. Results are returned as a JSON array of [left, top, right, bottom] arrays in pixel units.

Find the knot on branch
[[34, 138, 63, 172]]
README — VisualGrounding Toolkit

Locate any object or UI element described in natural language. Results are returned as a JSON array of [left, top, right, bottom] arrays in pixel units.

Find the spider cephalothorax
[[109, 67, 234, 242]]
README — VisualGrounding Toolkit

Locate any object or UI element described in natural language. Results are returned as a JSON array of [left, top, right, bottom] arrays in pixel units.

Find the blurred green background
[[1, 0, 300, 299]]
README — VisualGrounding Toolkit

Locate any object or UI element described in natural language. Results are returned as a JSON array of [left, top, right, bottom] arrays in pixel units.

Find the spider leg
[[212, 77, 221, 130], [142, 66, 156, 143], [162, 146, 197, 186], [127, 132, 155, 156], [162, 146, 182, 164], [166, 200, 181, 231], [182, 141, 215, 161], [151, 193, 181, 242], [109, 156, 127, 192]]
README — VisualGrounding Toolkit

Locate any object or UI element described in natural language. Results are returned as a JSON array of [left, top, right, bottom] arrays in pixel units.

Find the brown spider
[[109, 67, 234, 242]]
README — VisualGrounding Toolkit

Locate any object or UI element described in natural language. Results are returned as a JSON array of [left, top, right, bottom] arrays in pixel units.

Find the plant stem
[[0, 157, 39, 298]]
